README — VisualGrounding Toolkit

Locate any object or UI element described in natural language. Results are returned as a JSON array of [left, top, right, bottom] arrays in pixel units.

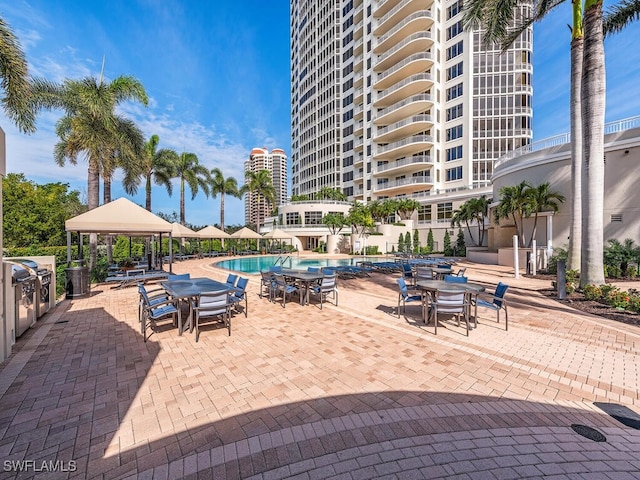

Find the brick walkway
[[0, 258, 639, 479]]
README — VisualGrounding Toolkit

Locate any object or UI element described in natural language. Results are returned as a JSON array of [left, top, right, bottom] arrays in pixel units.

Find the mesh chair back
[[435, 291, 466, 313], [198, 291, 229, 315], [307, 267, 320, 273], [416, 267, 434, 280], [235, 277, 249, 298], [171, 273, 191, 281], [396, 277, 409, 298], [226, 274, 238, 287], [494, 282, 509, 307], [322, 268, 335, 276], [444, 274, 468, 283], [320, 274, 336, 290]]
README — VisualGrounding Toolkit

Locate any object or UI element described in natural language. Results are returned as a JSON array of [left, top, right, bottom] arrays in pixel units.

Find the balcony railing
[[374, 155, 433, 173], [376, 73, 433, 104], [376, 114, 433, 137], [376, 52, 433, 84], [376, 134, 434, 155], [376, 11, 434, 48], [374, 175, 432, 191], [376, 93, 432, 120], [494, 115, 640, 169]]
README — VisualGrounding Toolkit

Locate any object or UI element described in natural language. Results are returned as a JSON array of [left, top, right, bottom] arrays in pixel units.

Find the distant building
[[244, 148, 288, 228]]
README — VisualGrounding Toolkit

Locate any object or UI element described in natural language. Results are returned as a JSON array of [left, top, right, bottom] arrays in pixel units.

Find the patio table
[[281, 269, 324, 305], [416, 279, 485, 326], [161, 277, 235, 334]]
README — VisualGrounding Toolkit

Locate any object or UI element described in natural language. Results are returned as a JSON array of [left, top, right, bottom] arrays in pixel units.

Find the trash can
[[65, 260, 90, 299]]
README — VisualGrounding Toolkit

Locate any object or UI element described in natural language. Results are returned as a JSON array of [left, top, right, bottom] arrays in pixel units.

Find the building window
[[446, 166, 463, 181], [446, 145, 463, 161], [446, 40, 463, 60], [446, 20, 463, 40], [447, 0, 464, 19], [286, 212, 301, 225], [446, 62, 463, 81], [437, 202, 453, 222], [446, 104, 463, 121], [305, 211, 323, 225], [418, 205, 432, 222], [446, 83, 463, 101], [446, 125, 463, 141]]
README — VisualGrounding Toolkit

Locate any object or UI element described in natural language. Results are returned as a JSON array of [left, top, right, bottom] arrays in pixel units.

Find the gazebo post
[[67, 231, 72, 264], [169, 233, 173, 273]]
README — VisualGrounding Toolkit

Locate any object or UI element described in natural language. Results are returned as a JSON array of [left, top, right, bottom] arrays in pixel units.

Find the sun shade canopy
[[197, 225, 230, 239], [171, 222, 200, 238], [65, 198, 173, 235], [262, 228, 295, 239], [229, 227, 263, 239]]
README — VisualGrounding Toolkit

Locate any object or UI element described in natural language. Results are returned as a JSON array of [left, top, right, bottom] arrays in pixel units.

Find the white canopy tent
[[65, 197, 176, 272]]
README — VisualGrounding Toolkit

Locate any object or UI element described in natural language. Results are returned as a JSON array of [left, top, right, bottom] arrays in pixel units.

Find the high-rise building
[[244, 147, 288, 228], [290, 0, 533, 241]]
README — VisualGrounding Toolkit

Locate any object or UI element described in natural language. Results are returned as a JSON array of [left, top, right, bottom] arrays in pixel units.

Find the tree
[[493, 181, 533, 248], [404, 232, 411, 253], [451, 201, 476, 246], [322, 212, 347, 235], [173, 152, 210, 225], [346, 202, 374, 250], [427, 229, 434, 253], [242, 169, 276, 234], [464, 0, 612, 287], [0, 17, 38, 133], [394, 198, 420, 220], [455, 228, 466, 257], [2, 173, 84, 247], [527, 182, 566, 247], [209, 168, 241, 231], [397, 233, 405, 253], [443, 230, 453, 256], [315, 187, 347, 201], [42, 74, 148, 269], [413, 229, 420, 253]]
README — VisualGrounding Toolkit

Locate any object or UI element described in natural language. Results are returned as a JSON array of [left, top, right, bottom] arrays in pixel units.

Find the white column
[[546, 215, 553, 259], [513, 235, 520, 279], [532, 239, 537, 276]]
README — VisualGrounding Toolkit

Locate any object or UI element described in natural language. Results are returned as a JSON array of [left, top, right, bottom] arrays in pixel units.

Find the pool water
[[214, 255, 384, 274]]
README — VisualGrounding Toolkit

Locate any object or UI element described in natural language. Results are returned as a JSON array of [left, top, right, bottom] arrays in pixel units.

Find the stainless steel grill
[[12, 259, 53, 318]]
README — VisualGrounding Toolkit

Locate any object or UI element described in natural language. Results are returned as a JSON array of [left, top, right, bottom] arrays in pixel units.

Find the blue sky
[[1, 1, 638, 227]]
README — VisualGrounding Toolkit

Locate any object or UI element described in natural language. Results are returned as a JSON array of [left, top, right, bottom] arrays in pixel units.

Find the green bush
[[582, 284, 602, 301], [547, 247, 568, 274], [365, 245, 379, 255]]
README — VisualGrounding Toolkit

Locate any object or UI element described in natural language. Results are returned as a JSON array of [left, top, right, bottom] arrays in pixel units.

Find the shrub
[[365, 245, 379, 255], [583, 284, 602, 301], [565, 269, 579, 294], [547, 247, 568, 274]]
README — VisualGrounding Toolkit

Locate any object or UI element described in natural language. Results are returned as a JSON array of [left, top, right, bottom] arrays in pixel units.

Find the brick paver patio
[[0, 257, 639, 479]]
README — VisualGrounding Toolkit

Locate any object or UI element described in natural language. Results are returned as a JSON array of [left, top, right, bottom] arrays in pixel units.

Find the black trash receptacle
[[65, 261, 90, 299]]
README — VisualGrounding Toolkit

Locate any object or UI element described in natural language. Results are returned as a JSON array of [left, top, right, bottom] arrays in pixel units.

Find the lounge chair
[[105, 269, 169, 289]]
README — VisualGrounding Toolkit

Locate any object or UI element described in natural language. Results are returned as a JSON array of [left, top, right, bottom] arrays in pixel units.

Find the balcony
[[354, 103, 364, 120], [373, 155, 434, 177], [374, 114, 433, 143], [354, 120, 364, 135], [354, 171, 364, 183], [374, 11, 435, 54], [374, 134, 434, 160], [376, 31, 434, 72], [373, 52, 434, 90], [374, 73, 434, 108], [373, 175, 433, 196], [374, 94, 433, 125], [374, 0, 425, 35], [354, 154, 364, 167], [354, 54, 363, 72], [354, 20, 363, 40], [354, 87, 363, 102], [354, 137, 364, 152]]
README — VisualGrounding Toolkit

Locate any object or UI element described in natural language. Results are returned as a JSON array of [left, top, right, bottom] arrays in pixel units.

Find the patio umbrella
[[171, 222, 200, 258], [197, 225, 230, 254], [262, 228, 296, 253], [229, 227, 263, 254]]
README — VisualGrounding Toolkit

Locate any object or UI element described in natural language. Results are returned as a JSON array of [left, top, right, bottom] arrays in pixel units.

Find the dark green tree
[[404, 232, 411, 253], [455, 228, 466, 257], [397, 233, 405, 253], [443, 230, 453, 256], [413, 229, 420, 253], [427, 229, 434, 252]]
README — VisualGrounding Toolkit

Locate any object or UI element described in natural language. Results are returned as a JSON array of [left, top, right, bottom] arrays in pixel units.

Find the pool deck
[[0, 256, 639, 479]]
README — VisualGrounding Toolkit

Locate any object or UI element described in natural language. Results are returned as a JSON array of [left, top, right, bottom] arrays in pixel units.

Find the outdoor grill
[[3, 261, 37, 339], [12, 259, 53, 318]]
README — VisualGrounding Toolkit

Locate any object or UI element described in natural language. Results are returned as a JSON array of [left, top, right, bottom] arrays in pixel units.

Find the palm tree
[[470, 195, 491, 246], [603, 0, 640, 34], [394, 198, 421, 220], [464, 0, 614, 286], [45, 75, 148, 269], [493, 181, 533, 248], [241, 169, 276, 234], [0, 17, 38, 133], [125, 134, 178, 212], [209, 168, 241, 231], [173, 152, 210, 225], [527, 183, 566, 247], [451, 202, 476, 246]]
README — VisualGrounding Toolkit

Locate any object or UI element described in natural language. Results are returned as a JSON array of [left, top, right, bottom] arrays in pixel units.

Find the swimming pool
[[214, 255, 384, 274]]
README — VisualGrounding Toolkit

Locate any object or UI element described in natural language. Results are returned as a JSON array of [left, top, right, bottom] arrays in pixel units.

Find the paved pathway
[[0, 258, 639, 479]]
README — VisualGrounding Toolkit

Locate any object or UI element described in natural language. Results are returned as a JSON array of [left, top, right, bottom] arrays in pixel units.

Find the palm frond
[[604, 0, 640, 36]]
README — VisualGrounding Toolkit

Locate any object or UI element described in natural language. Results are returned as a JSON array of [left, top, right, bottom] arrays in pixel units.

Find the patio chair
[[396, 277, 423, 318], [229, 277, 249, 317], [169, 273, 191, 281], [456, 267, 467, 277], [473, 282, 510, 330], [402, 263, 415, 285], [272, 273, 299, 308], [137, 283, 171, 332], [307, 267, 321, 273], [139, 287, 180, 342], [192, 291, 232, 340], [259, 271, 274, 300], [225, 274, 238, 287], [310, 274, 338, 309], [415, 267, 435, 282], [426, 289, 470, 336]]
